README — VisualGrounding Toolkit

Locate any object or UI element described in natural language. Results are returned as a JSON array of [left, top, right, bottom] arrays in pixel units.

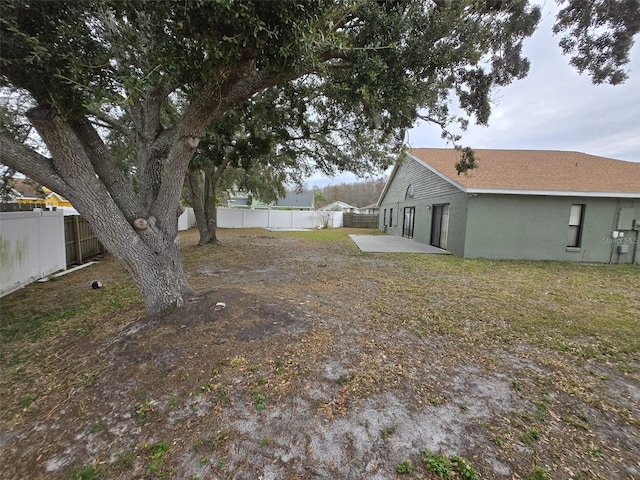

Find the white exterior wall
[[0, 209, 66, 297]]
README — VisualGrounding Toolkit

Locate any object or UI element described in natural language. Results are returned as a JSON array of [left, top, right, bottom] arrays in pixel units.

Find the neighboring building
[[38, 188, 73, 209], [358, 203, 380, 215], [226, 191, 270, 209], [2, 178, 73, 210], [378, 148, 640, 264], [274, 193, 315, 210], [318, 201, 357, 212], [1, 177, 43, 203], [227, 191, 315, 210], [227, 196, 253, 208]]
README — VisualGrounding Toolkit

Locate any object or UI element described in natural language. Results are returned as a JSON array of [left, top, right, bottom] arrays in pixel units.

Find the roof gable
[[409, 148, 640, 197], [275, 193, 314, 208], [318, 201, 356, 211]]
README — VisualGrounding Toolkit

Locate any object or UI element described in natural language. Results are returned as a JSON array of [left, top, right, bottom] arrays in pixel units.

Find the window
[[389, 208, 393, 227], [431, 204, 450, 249], [383, 209, 387, 226], [568, 204, 585, 247], [405, 184, 414, 200], [403, 207, 415, 238]]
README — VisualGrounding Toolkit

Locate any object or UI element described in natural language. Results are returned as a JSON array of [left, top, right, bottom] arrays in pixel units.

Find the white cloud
[[318, 3, 640, 187], [408, 2, 640, 163]]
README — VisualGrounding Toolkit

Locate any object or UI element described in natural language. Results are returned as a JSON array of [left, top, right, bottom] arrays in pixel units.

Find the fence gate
[[64, 216, 105, 266], [342, 212, 379, 229]]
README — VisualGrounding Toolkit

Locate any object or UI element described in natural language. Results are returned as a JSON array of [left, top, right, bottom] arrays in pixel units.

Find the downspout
[[609, 206, 622, 264]]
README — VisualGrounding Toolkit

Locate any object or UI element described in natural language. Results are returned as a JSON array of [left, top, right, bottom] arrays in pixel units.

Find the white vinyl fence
[[0, 209, 66, 298], [178, 207, 196, 231], [0, 207, 339, 297], [217, 208, 343, 229]]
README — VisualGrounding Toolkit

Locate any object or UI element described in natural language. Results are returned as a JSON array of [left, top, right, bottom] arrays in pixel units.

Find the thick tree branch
[[134, 83, 178, 209], [69, 116, 143, 220], [25, 107, 179, 259], [162, 101, 180, 128], [151, 65, 280, 230], [0, 131, 68, 196], [87, 108, 133, 139], [25, 107, 99, 185]]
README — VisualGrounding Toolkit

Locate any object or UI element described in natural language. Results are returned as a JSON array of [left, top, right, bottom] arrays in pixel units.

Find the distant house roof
[[229, 197, 251, 207], [3, 178, 44, 199], [275, 193, 315, 209], [361, 203, 379, 210], [318, 201, 356, 211], [407, 148, 640, 198]]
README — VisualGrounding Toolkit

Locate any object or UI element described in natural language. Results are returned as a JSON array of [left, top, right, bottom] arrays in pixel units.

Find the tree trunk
[[66, 177, 196, 315], [122, 239, 195, 314], [203, 168, 220, 244], [185, 170, 215, 245], [1, 111, 197, 316], [184, 159, 231, 245]]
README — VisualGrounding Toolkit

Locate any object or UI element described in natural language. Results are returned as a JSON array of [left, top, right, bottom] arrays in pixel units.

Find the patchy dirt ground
[[1, 229, 639, 480]]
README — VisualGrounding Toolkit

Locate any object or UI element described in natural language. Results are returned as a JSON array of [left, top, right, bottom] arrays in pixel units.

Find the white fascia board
[[466, 188, 640, 198]]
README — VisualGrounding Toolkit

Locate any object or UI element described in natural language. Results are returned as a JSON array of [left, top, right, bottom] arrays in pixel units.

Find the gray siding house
[[378, 149, 640, 264]]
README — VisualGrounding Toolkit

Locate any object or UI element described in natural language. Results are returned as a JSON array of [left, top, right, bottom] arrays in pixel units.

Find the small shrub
[[521, 429, 541, 446], [255, 393, 266, 411], [396, 459, 415, 474], [337, 372, 356, 385], [114, 450, 135, 469], [66, 465, 104, 480], [527, 465, 551, 480], [89, 419, 107, 434], [134, 399, 156, 425], [423, 449, 451, 479], [381, 427, 395, 440], [208, 430, 229, 451], [450, 455, 479, 480], [74, 368, 101, 387], [214, 386, 231, 406], [145, 441, 170, 476], [168, 394, 180, 408]]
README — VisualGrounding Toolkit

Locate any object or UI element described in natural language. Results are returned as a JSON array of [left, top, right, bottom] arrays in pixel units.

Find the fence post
[[73, 215, 83, 264]]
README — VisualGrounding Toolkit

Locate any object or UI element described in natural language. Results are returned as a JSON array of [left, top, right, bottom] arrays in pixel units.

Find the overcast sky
[[309, 2, 640, 189]]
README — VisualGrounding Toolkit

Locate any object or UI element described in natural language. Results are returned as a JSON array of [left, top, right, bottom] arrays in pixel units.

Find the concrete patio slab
[[349, 234, 450, 254]]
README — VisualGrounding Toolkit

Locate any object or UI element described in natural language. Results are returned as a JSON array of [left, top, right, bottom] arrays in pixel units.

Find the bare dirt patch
[[1, 228, 638, 480]]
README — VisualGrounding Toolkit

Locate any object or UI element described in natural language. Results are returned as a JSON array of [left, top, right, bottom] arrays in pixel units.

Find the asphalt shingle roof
[[409, 148, 640, 195], [4, 178, 44, 198]]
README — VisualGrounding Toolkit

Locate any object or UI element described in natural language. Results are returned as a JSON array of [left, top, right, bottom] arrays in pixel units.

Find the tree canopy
[[184, 80, 399, 244], [1, 0, 638, 314]]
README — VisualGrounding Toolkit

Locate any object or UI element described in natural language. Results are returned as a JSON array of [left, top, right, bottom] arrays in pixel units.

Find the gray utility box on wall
[[618, 208, 635, 230], [618, 244, 630, 254]]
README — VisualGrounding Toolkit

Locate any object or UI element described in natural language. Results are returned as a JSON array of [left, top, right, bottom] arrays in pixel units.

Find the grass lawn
[[1, 228, 638, 480]]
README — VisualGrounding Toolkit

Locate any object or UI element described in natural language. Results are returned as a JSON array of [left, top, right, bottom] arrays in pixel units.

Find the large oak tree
[[1, 0, 637, 315]]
